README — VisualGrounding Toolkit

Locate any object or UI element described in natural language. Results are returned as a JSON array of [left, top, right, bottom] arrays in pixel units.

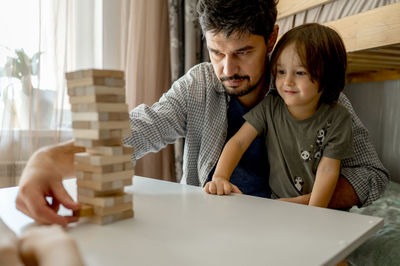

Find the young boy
[[205, 23, 353, 207]]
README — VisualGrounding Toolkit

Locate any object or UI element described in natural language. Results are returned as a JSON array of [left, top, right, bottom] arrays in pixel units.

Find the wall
[[344, 79, 400, 182]]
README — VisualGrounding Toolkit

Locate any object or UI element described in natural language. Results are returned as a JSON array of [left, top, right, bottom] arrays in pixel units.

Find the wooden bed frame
[[277, 1, 400, 83]]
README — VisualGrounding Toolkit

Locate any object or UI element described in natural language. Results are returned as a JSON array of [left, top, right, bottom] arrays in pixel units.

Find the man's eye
[[236, 51, 249, 56]]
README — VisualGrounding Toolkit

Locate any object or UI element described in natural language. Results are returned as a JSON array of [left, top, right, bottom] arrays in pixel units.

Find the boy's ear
[[267, 25, 279, 53]]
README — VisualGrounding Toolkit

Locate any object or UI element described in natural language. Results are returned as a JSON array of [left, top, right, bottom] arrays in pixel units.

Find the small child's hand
[[204, 177, 242, 195]]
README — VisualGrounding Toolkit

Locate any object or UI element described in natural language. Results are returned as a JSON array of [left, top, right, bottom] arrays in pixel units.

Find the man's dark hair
[[196, 0, 278, 42], [270, 23, 347, 105]]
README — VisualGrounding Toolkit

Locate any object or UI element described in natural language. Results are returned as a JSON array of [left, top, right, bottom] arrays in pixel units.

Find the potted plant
[[0, 47, 54, 129]]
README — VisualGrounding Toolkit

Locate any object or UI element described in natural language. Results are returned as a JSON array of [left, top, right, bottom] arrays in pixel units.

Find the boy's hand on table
[[204, 177, 242, 195]]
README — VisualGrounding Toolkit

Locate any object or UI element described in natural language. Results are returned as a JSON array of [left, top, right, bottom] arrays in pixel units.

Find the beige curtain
[[122, 0, 175, 181]]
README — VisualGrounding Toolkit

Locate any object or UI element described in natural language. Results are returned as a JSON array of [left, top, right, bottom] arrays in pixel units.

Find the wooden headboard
[[277, 1, 400, 83]]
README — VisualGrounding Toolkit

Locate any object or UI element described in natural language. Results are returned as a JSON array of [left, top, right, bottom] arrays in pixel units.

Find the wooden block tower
[[66, 69, 134, 225]]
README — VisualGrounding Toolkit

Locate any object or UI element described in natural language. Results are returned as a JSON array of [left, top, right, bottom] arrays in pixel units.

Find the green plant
[[0, 47, 42, 95]]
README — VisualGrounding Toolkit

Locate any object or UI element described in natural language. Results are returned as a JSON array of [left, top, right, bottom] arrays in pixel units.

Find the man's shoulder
[[184, 62, 216, 82], [178, 62, 224, 94], [337, 92, 355, 114], [320, 101, 352, 123]]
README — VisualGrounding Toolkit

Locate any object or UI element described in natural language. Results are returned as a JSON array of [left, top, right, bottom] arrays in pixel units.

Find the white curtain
[[0, 0, 73, 187]]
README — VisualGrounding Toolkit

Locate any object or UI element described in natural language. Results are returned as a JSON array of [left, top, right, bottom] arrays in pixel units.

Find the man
[[16, 0, 388, 226]]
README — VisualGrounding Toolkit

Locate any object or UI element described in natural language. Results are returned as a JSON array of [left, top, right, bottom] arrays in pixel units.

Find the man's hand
[[16, 141, 84, 227], [204, 177, 242, 195]]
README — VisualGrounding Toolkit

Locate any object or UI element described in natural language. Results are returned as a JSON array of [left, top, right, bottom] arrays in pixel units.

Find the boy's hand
[[204, 177, 242, 195]]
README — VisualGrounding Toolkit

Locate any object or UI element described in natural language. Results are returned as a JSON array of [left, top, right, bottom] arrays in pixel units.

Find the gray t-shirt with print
[[244, 91, 354, 198]]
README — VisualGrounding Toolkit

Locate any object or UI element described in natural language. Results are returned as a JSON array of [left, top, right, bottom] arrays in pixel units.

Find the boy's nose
[[284, 73, 295, 86]]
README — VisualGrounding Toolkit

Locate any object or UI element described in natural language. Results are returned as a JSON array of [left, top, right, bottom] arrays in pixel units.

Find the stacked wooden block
[[66, 69, 134, 225]]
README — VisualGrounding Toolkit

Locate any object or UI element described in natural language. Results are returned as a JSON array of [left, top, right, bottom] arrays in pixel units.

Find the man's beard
[[221, 74, 264, 97]]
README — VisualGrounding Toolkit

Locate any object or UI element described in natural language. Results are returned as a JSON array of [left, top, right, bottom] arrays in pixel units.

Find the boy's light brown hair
[[270, 23, 347, 105]]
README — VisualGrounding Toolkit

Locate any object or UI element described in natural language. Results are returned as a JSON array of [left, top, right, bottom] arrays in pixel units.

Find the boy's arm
[[204, 122, 258, 195], [308, 157, 341, 208], [278, 177, 358, 208]]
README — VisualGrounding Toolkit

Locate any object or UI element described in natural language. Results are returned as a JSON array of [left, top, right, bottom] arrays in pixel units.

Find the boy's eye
[[296, 71, 307, 76], [277, 69, 285, 75]]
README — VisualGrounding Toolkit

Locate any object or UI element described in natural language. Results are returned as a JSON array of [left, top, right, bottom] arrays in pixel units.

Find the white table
[[0, 176, 383, 266]]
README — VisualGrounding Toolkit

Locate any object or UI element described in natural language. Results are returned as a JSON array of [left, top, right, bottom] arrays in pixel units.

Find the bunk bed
[[276, 0, 400, 265]]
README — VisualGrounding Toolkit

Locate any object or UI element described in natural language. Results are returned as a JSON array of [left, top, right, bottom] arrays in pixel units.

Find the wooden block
[[71, 112, 129, 121], [77, 178, 132, 191], [66, 69, 124, 80], [124, 161, 134, 170], [74, 152, 131, 166], [74, 162, 124, 174], [76, 170, 135, 182], [69, 95, 125, 104], [92, 202, 132, 216], [68, 85, 125, 97], [73, 204, 94, 217], [86, 145, 134, 156], [72, 120, 130, 130], [67, 77, 125, 88], [73, 128, 130, 140], [78, 192, 133, 207], [88, 209, 134, 225], [78, 187, 124, 197], [74, 138, 122, 148], [71, 103, 128, 113]]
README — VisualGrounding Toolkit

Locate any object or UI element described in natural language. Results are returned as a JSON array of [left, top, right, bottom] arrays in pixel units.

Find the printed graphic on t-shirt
[[294, 121, 333, 193], [293, 176, 304, 192]]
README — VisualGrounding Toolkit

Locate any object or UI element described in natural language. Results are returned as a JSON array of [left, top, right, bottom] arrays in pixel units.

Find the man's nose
[[222, 55, 239, 77]]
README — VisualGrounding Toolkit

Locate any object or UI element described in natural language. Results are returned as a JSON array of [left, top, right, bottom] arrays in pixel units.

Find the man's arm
[[338, 93, 389, 207], [124, 74, 190, 160], [16, 140, 84, 226]]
